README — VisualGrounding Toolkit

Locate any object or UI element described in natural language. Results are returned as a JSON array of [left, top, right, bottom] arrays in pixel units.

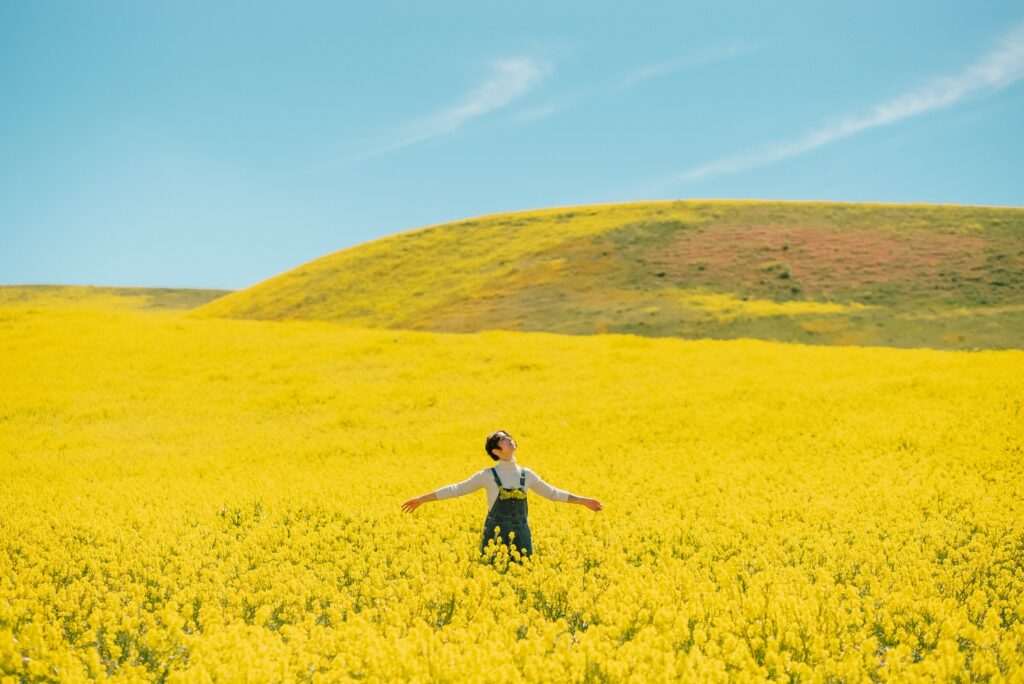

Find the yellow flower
[[1, 298, 1020, 681]]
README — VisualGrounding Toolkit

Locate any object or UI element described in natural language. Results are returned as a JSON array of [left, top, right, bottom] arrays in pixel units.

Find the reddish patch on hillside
[[648, 224, 989, 295]]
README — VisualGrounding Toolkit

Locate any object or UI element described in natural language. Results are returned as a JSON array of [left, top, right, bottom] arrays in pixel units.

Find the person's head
[[485, 430, 517, 461]]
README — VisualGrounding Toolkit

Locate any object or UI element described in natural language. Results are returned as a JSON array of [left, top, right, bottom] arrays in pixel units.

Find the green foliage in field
[[194, 200, 1024, 350]]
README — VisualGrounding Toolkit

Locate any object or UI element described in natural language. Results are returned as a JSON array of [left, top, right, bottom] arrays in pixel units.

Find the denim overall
[[480, 466, 532, 558]]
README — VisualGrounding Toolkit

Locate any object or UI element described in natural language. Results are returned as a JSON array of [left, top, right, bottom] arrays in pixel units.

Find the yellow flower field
[[1, 303, 1022, 682]]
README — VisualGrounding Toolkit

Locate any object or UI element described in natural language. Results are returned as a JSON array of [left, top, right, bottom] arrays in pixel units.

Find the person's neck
[[498, 456, 517, 465]]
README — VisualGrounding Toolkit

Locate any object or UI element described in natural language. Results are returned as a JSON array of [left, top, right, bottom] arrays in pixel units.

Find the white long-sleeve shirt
[[433, 458, 573, 512]]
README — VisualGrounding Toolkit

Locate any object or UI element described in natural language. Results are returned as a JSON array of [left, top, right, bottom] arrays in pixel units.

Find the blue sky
[[2, 1, 1022, 290]]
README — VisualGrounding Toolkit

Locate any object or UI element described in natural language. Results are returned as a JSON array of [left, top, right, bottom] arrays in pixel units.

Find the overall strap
[[519, 469, 526, 488], [489, 467, 504, 487]]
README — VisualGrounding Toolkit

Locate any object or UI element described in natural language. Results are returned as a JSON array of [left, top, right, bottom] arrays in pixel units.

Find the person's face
[[493, 434, 517, 460]]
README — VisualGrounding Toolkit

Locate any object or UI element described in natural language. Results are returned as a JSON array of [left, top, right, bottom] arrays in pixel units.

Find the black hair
[[485, 430, 511, 461]]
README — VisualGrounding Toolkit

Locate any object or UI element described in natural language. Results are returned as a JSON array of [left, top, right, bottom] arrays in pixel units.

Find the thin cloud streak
[[660, 23, 1024, 187], [515, 92, 589, 123], [336, 57, 550, 165], [516, 39, 758, 124], [617, 40, 760, 89]]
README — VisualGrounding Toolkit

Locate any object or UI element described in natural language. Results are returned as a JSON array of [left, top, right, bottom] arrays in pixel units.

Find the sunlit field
[[1, 303, 1022, 682]]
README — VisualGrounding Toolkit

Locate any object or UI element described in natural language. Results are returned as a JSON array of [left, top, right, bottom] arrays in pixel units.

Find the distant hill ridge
[[0, 285, 230, 311], [193, 200, 1024, 350]]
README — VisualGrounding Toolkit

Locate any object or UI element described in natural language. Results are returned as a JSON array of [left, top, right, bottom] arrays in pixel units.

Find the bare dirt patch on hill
[[647, 223, 992, 301]]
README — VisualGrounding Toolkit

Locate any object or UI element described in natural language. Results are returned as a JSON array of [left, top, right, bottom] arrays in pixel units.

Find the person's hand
[[581, 498, 604, 512], [401, 496, 424, 513]]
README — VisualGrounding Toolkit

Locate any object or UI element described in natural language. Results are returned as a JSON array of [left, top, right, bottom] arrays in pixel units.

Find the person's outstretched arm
[[566, 493, 604, 511], [401, 492, 437, 513], [526, 470, 604, 512], [402, 470, 488, 513]]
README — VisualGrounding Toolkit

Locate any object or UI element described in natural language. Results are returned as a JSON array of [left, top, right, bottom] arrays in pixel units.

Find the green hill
[[194, 200, 1024, 350]]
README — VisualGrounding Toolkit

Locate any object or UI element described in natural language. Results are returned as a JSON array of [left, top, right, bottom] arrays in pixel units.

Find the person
[[401, 430, 603, 559]]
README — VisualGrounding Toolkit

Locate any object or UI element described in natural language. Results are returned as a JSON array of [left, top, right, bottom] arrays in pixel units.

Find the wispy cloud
[[340, 57, 550, 164], [617, 40, 761, 89], [516, 39, 759, 124], [514, 92, 589, 123], [658, 22, 1024, 187]]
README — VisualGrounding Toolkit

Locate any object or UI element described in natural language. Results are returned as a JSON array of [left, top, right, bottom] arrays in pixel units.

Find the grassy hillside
[[193, 200, 1024, 350], [0, 285, 231, 311]]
